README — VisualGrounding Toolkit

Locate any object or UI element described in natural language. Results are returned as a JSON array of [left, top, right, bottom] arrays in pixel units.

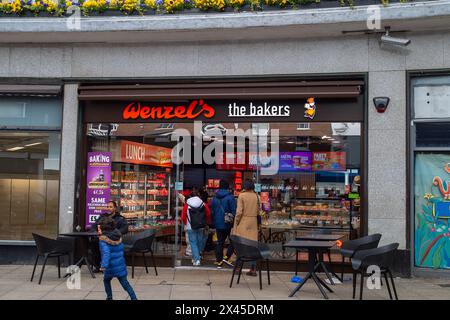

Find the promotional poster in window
[[415, 153, 450, 269]]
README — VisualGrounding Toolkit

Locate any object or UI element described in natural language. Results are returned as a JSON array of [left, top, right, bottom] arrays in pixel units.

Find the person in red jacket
[[181, 192, 211, 266]]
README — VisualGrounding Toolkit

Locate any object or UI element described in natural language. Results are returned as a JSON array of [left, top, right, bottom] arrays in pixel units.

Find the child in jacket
[[98, 217, 137, 300]]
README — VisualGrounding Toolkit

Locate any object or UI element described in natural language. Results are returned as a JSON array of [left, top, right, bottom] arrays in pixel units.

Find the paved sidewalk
[[0, 264, 449, 300]]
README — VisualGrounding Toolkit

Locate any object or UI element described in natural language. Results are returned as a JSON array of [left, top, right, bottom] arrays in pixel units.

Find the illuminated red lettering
[[121, 100, 216, 120], [123, 102, 141, 120]]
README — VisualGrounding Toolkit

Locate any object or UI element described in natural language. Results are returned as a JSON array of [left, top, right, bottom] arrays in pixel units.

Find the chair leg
[[237, 260, 243, 284], [383, 272, 393, 300], [359, 272, 364, 300], [57, 256, 61, 279], [266, 259, 271, 285], [388, 270, 398, 300], [295, 250, 299, 275], [38, 254, 49, 285], [352, 271, 357, 299], [258, 261, 262, 290], [341, 256, 345, 281], [230, 259, 238, 288], [142, 252, 149, 274], [131, 252, 135, 279], [31, 254, 39, 282], [150, 250, 158, 276]]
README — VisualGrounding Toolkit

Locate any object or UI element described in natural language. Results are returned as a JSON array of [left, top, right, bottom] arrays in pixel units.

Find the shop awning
[[78, 80, 364, 100]]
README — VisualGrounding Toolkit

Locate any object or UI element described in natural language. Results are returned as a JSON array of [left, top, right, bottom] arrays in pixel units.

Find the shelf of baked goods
[[122, 210, 169, 219], [128, 218, 176, 233]]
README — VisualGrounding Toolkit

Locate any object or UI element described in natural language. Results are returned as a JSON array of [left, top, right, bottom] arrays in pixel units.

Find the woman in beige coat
[[232, 180, 260, 276]]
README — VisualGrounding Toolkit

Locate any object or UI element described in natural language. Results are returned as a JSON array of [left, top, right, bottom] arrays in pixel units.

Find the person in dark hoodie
[[98, 216, 137, 300], [90, 200, 129, 272], [210, 180, 237, 268]]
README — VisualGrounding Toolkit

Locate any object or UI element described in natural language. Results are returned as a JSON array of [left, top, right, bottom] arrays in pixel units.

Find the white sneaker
[[194, 260, 201, 266]]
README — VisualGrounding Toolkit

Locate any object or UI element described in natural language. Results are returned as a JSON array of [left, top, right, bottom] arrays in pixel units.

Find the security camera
[[373, 97, 390, 113], [380, 27, 411, 47]]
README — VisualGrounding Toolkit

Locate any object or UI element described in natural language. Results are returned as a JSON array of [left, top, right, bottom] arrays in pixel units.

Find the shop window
[[0, 131, 61, 240], [85, 122, 362, 262], [414, 152, 450, 269], [412, 75, 450, 270]]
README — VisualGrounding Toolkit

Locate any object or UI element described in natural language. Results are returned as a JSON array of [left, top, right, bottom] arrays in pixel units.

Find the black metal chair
[[229, 235, 271, 290], [339, 233, 382, 280], [123, 229, 158, 279], [351, 243, 399, 300], [31, 233, 74, 285]]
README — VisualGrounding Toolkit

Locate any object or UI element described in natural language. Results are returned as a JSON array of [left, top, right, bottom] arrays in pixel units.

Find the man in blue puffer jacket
[[210, 180, 237, 268], [98, 217, 137, 300]]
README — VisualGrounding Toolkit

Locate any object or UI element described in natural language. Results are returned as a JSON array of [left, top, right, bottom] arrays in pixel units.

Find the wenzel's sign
[[85, 98, 363, 123], [122, 99, 215, 120]]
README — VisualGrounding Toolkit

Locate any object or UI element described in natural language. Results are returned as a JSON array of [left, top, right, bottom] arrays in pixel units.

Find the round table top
[[59, 232, 98, 237]]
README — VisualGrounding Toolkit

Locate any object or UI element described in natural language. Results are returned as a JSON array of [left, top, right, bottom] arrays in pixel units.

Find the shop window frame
[[408, 71, 450, 276]]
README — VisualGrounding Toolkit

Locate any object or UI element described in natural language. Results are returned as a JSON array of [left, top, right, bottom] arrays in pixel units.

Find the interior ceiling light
[[25, 142, 43, 147], [7, 146, 25, 151]]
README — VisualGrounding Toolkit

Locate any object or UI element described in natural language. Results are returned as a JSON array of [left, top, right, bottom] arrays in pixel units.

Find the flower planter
[[178, 7, 199, 13], [142, 8, 156, 15], [83, 10, 123, 16]]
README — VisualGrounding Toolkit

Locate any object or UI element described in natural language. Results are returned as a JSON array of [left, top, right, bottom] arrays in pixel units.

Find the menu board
[[312, 152, 346, 171], [113, 140, 173, 168], [85, 152, 112, 228], [279, 152, 312, 171]]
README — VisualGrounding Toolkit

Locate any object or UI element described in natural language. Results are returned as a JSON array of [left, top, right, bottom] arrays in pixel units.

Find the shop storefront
[[410, 74, 450, 273], [76, 79, 367, 267], [0, 86, 62, 244]]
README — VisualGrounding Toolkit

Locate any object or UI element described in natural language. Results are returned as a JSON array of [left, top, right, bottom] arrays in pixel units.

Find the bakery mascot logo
[[123, 99, 215, 120], [304, 97, 317, 120]]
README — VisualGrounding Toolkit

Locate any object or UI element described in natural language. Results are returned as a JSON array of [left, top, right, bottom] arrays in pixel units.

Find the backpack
[[188, 205, 207, 230]]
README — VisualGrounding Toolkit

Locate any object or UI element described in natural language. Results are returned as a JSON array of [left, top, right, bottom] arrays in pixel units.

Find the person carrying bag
[[211, 180, 237, 268]]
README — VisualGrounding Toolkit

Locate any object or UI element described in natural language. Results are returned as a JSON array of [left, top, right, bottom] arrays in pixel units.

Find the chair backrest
[[129, 229, 156, 251], [341, 233, 382, 254], [32, 233, 72, 255], [230, 235, 262, 260], [352, 243, 399, 271]]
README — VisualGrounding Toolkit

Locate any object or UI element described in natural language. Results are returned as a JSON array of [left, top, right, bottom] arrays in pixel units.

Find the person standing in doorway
[[181, 192, 211, 266], [211, 180, 237, 269], [233, 179, 260, 276]]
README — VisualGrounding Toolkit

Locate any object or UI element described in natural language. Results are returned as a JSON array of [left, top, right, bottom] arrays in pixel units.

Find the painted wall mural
[[415, 153, 450, 269]]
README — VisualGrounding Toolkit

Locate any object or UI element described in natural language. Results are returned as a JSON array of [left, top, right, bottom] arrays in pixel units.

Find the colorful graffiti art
[[415, 154, 450, 269]]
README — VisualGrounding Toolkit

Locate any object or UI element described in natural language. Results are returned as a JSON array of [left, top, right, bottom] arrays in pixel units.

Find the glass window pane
[[0, 97, 62, 129], [413, 76, 450, 119], [416, 123, 450, 147], [0, 132, 60, 240]]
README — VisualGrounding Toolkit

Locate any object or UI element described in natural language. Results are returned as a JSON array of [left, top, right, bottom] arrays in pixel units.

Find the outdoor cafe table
[[283, 240, 337, 299], [59, 231, 98, 278]]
